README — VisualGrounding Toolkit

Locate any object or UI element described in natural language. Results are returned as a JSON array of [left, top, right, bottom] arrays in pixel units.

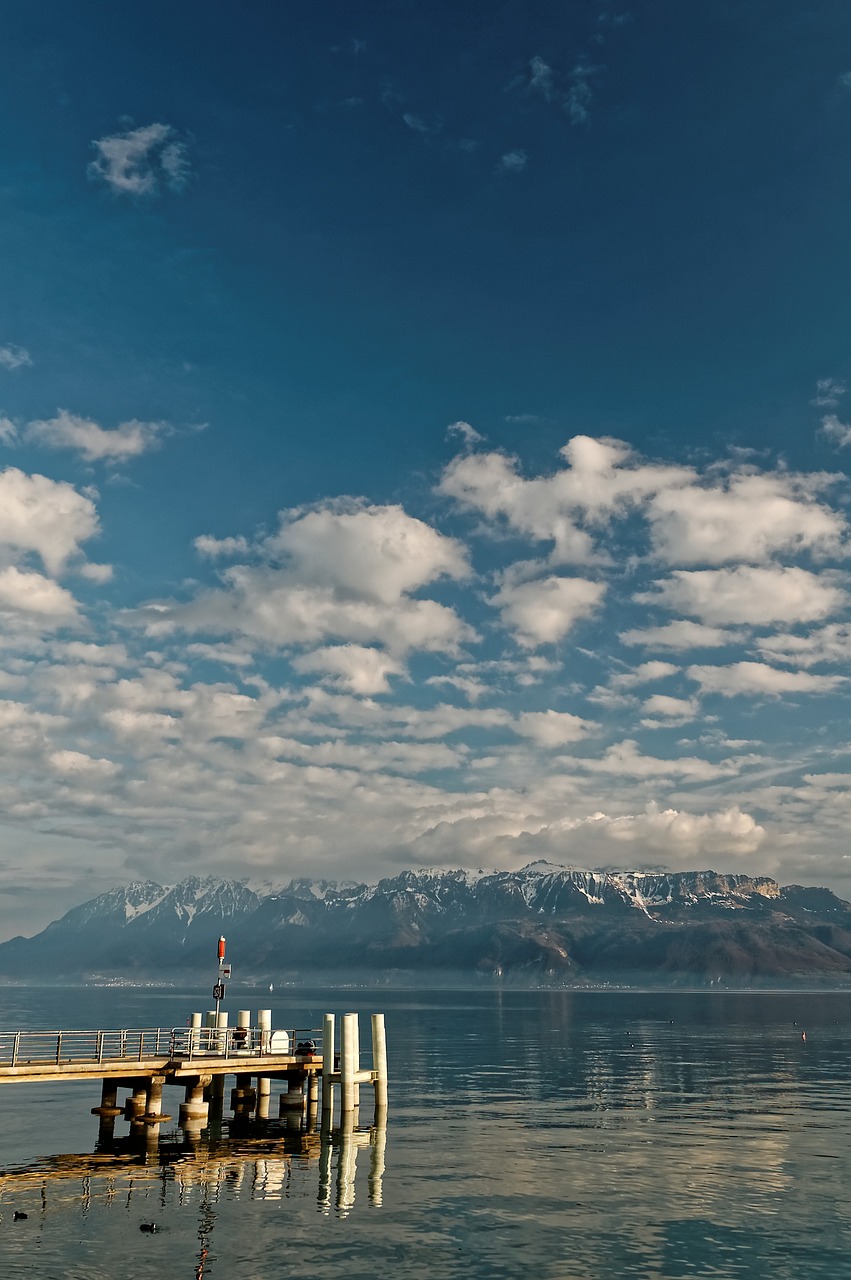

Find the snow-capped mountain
[[1, 863, 849, 984]]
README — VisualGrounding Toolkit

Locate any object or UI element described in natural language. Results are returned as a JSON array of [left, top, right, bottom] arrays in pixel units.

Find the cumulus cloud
[[25, 410, 166, 463], [686, 661, 846, 698], [0, 567, 80, 624], [194, 534, 251, 559], [439, 435, 692, 564], [619, 620, 741, 650], [0, 344, 32, 371], [491, 574, 605, 647], [0, 468, 99, 574], [514, 709, 596, 746], [609, 660, 678, 689], [132, 500, 474, 658], [639, 694, 700, 727], [755, 623, 851, 668], [532, 804, 767, 864], [88, 122, 190, 197], [636, 566, 845, 627], [440, 437, 848, 573], [647, 471, 846, 564], [292, 645, 406, 695]]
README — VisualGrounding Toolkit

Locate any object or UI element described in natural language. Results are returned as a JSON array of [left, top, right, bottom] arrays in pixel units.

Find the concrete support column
[[91, 1080, 122, 1118], [231, 1071, 256, 1115], [257, 1075, 272, 1120], [143, 1075, 171, 1124], [279, 1072, 305, 1116], [179, 1075, 210, 1128]]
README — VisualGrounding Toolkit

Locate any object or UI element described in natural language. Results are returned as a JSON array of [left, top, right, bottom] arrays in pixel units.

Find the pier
[[0, 1009, 388, 1144]]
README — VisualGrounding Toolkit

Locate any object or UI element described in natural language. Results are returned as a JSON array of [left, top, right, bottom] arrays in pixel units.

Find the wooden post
[[321, 1013, 335, 1116], [371, 1013, 388, 1118]]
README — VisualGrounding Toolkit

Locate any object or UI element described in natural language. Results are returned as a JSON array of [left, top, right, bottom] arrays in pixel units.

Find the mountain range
[[3, 863, 851, 986]]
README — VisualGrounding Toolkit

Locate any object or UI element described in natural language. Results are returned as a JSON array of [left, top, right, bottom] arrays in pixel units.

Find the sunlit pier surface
[[0, 1010, 388, 1140]]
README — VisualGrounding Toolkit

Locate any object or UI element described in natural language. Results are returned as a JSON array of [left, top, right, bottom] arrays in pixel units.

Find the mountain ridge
[[2, 864, 850, 985]]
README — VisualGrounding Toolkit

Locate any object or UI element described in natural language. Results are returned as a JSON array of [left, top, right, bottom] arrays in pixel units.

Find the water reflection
[[0, 1113, 388, 1220]]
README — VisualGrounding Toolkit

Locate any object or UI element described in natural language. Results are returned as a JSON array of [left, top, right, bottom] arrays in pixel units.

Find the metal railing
[[0, 1026, 321, 1069]]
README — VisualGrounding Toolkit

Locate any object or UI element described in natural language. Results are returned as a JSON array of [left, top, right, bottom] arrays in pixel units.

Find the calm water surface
[[0, 986, 849, 1279]]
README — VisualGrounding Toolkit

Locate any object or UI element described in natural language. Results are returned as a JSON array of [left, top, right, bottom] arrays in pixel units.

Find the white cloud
[[813, 378, 845, 408], [194, 534, 251, 559], [636, 565, 845, 626], [492, 574, 605, 647], [264, 501, 469, 604], [133, 501, 474, 658], [25, 410, 166, 463], [439, 435, 693, 564], [535, 804, 767, 863], [48, 749, 120, 778], [88, 122, 190, 197], [619, 620, 741, 650], [528, 56, 555, 100], [569, 739, 735, 782], [610, 660, 678, 689], [639, 694, 700, 727], [0, 416, 18, 445], [0, 567, 80, 623], [0, 345, 32, 371], [565, 64, 597, 125], [499, 149, 527, 172], [647, 471, 845, 565], [820, 414, 851, 448], [0, 467, 99, 574], [446, 420, 483, 447], [514, 709, 596, 746], [292, 645, 406, 695], [755, 623, 851, 668], [686, 661, 846, 698]]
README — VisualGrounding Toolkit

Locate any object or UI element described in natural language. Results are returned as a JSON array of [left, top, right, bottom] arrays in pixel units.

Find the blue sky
[[1, 1, 851, 934]]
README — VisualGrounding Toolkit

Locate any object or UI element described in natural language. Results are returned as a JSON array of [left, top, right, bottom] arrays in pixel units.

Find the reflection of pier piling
[[0, 1112, 389, 1217], [0, 1009, 388, 1153]]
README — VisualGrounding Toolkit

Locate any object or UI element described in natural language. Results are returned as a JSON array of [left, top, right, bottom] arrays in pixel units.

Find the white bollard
[[371, 1013, 388, 1114], [189, 1012, 202, 1054], [258, 1008, 272, 1054], [216, 1010, 229, 1054], [340, 1013, 358, 1113], [322, 1013, 335, 1114]]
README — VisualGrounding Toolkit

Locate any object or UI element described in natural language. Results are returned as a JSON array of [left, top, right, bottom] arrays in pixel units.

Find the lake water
[[0, 986, 850, 1278]]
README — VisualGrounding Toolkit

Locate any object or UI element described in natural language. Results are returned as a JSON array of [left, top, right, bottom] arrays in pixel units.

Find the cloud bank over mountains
[[0, 426, 848, 932]]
